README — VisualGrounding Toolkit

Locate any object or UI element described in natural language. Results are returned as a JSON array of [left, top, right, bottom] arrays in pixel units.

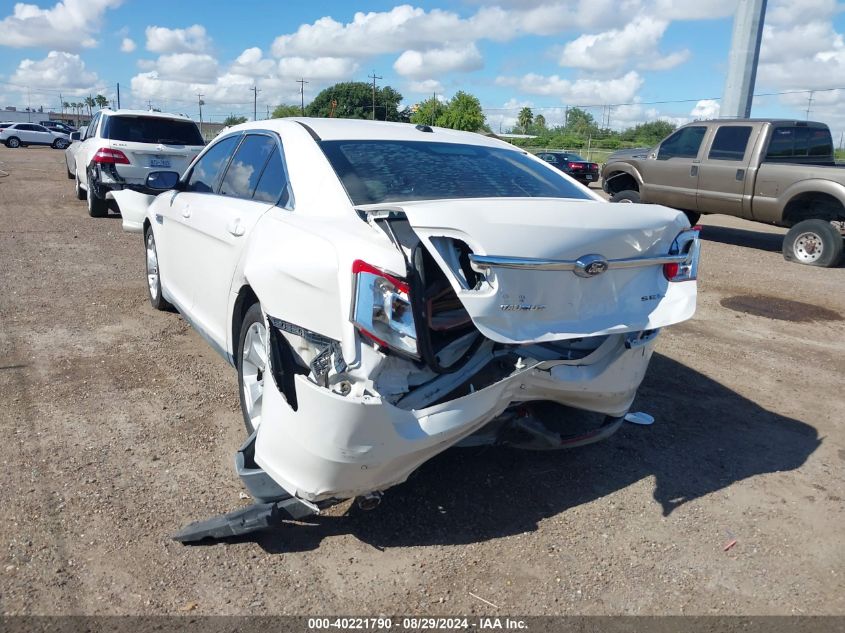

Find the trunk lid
[[376, 198, 697, 344]]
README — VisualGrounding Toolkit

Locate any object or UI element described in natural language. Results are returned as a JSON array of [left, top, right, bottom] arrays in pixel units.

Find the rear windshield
[[319, 140, 591, 205], [103, 116, 203, 145]]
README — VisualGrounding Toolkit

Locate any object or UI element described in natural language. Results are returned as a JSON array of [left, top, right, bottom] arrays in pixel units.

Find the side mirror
[[69, 132, 81, 141], [146, 171, 181, 191]]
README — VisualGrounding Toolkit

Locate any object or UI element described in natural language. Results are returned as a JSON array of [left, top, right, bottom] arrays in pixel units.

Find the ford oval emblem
[[574, 254, 609, 278]]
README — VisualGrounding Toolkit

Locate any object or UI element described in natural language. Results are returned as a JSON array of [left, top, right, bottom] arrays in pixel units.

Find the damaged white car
[[115, 119, 700, 540]]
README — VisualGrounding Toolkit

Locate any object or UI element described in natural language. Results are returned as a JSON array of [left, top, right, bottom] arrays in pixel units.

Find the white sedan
[[115, 118, 700, 507]]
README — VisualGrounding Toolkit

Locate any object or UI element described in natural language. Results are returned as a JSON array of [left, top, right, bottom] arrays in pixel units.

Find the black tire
[[66, 164, 74, 179], [782, 219, 844, 267], [52, 138, 69, 150], [610, 189, 640, 203], [74, 171, 86, 200], [237, 303, 267, 435], [144, 226, 172, 311], [5, 136, 20, 148], [86, 171, 109, 217], [683, 211, 701, 226]]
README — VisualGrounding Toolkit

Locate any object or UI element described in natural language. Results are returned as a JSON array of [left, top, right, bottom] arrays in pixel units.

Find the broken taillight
[[93, 148, 130, 164], [351, 260, 418, 356], [663, 228, 701, 282]]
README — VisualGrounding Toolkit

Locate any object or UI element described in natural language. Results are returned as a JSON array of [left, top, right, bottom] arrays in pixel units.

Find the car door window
[[253, 146, 291, 206], [185, 135, 240, 193], [219, 134, 276, 199], [84, 114, 99, 140], [658, 126, 706, 160], [708, 126, 752, 161]]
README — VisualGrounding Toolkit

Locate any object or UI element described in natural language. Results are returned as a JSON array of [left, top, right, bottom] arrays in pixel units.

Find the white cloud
[[407, 79, 444, 95], [690, 99, 720, 119], [147, 53, 220, 83], [145, 24, 210, 54], [230, 47, 276, 77], [0, 0, 122, 49], [120, 37, 136, 53], [277, 56, 359, 80], [393, 44, 483, 78], [559, 16, 690, 72], [10, 51, 100, 94], [496, 71, 644, 105]]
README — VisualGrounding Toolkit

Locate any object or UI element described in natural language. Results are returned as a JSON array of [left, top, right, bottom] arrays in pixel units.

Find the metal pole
[[116, 83, 121, 109], [368, 71, 382, 120], [251, 86, 260, 121], [297, 78, 308, 116], [197, 94, 204, 137], [721, 0, 768, 118]]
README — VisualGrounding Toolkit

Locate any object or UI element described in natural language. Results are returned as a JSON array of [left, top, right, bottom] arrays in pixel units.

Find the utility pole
[[147, 99, 153, 110], [250, 85, 261, 121], [722, 0, 768, 118], [116, 83, 121, 109], [368, 71, 382, 121], [197, 93, 204, 137], [297, 78, 309, 116], [431, 92, 437, 125], [805, 91, 815, 120]]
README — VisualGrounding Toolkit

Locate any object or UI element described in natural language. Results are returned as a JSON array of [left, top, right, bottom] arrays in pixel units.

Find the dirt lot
[[0, 147, 843, 616]]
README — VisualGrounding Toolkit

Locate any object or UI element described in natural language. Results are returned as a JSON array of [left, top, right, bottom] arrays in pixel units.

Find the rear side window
[[103, 116, 203, 145], [658, 126, 707, 159], [253, 148, 290, 205], [766, 126, 834, 161], [708, 126, 752, 161], [185, 135, 239, 193], [220, 135, 276, 199]]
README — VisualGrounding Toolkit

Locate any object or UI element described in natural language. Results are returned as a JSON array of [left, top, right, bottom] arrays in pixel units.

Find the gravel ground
[[0, 147, 843, 616]]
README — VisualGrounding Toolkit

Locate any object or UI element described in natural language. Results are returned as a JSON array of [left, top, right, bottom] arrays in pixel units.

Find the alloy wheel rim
[[794, 232, 823, 263], [145, 231, 159, 300], [241, 321, 268, 431], [9, 138, 19, 148]]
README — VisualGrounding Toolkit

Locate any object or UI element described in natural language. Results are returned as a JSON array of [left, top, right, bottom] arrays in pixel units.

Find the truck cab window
[[657, 126, 706, 160], [708, 126, 752, 161]]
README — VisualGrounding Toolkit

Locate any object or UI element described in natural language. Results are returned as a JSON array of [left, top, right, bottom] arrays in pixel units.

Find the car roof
[[100, 108, 193, 121], [224, 117, 518, 150]]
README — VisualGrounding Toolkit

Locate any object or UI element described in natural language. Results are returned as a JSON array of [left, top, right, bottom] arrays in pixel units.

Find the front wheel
[[609, 189, 640, 203], [782, 219, 843, 267], [237, 303, 268, 435], [144, 226, 172, 311]]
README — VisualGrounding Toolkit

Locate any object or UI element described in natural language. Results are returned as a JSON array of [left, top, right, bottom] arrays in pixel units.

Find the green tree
[[533, 113, 547, 132], [94, 94, 109, 109], [565, 107, 597, 135], [62, 101, 70, 114], [84, 96, 95, 117], [437, 91, 485, 132], [271, 104, 302, 118], [620, 120, 676, 145], [410, 97, 446, 126], [517, 107, 533, 133], [306, 82, 404, 121], [223, 115, 248, 126]]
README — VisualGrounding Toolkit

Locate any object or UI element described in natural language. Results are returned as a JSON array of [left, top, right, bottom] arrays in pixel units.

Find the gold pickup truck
[[601, 119, 845, 267]]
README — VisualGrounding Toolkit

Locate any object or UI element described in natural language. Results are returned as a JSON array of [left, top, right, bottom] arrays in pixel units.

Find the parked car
[[113, 118, 700, 516], [602, 119, 845, 267], [43, 122, 76, 135], [536, 151, 600, 185], [67, 108, 204, 217], [1, 122, 70, 149]]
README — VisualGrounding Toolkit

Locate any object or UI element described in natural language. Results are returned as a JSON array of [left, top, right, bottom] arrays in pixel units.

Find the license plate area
[[150, 157, 171, 168], [585, 175, 593, 180]]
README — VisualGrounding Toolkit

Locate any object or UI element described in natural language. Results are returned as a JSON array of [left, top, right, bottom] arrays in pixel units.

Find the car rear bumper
[[254, 332, 657, 502]]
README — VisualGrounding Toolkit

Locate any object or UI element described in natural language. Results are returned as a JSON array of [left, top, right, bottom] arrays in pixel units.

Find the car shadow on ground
[[218, 353, 820, 553], [699, 224, 784, 253]]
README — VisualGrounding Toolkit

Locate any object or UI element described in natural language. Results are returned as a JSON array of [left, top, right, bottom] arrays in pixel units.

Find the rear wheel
[[609, 189, 640, 203], [86, 171, 109, 217], [238, 303, 268, 435], [74, 171, 86, 200], [66, 164, 74, 179], [5, 137, 20, 148], [782, 219, 843, 267], [52, 138, 69, 149], [144, 226, 172, 311]]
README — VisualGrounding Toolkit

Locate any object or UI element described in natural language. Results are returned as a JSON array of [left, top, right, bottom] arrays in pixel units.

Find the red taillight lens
[[93, 147, 130, 164], [663, 262, 680, 280], [568, 162, 580, 169]]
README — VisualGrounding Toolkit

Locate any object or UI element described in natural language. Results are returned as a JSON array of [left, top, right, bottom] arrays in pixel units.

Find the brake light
[[93, 148, 130, 164], [663, 229, 701, 282], [568, 162, 581, 169], [351, 260, 418, 356]]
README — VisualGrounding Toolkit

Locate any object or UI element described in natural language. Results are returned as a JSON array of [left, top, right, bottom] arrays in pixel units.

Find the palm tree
[[62, 101, 70, 115], [84, 96, 95, 117], [517, 107, 533, 134], [94, 94, 108, 110]]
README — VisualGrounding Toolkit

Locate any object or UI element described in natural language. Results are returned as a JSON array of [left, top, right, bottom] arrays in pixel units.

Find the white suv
[[1, 122, 70, 149], [66, 108, 204, 217]]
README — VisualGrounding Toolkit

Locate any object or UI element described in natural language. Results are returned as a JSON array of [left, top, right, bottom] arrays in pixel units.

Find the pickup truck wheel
[[86, 172, 109, 218], [610, 189, 640, 204], [238, 303, 268, 435], [782, 219, 844, 267], [144, 226, 172, 311]]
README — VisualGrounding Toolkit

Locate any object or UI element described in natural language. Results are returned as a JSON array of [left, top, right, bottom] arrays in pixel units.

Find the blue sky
[[1, 0, 844, 137]]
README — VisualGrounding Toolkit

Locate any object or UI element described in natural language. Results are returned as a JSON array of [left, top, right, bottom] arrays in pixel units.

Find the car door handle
[[690, 165, 699, 177], [736, 169, 745, 181], [181, 206, 191, 219], [227, 219, 245, 237]]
